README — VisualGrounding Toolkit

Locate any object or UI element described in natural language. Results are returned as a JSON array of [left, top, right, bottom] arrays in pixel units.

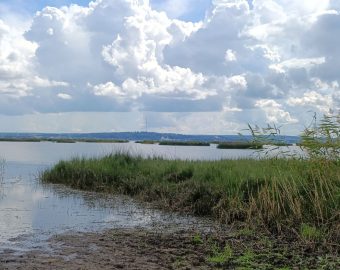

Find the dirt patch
[[0, 227, 339, 270], [0, 228, 212, 270]]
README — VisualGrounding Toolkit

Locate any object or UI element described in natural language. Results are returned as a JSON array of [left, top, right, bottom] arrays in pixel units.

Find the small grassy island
[[216, 141, 263, 149], [78, 139, 129, 143], [135, 140, 159, 144], [159, 141, 210, 146]]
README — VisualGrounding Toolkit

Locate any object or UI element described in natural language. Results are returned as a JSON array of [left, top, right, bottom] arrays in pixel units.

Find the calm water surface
[[0, 141, 301, 253], [0, 141, 261, 164]]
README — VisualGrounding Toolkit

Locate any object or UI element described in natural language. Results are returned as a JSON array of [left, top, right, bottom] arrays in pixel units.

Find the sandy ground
[[0, 228, 213, 270]]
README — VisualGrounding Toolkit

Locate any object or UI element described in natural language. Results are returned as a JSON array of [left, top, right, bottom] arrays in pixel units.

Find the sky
[[0, 0, 339, 134]]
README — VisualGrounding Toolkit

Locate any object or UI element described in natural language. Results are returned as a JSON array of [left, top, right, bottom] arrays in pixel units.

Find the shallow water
[[0, 141, 262, 164], [0, 161, 218, 254], [0, 142, 302, 254]]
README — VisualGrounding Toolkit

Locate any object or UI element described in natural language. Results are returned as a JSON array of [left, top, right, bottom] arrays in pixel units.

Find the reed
[[41, 154, 339, 244]]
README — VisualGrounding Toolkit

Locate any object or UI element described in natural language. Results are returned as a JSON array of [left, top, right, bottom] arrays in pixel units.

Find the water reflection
[[0, 160, 213, 254], [0, 141, 263, 164], [0, 142, 302, 254]]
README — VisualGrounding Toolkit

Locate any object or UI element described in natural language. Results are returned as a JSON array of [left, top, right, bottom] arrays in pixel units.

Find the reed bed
[[41, 154, 340, 245], [217, 142, 263, 149]]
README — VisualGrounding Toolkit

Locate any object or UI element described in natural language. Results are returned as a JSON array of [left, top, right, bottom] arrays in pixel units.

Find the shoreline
[[1, 226, 338, 269], [41, 153, 340, 246]]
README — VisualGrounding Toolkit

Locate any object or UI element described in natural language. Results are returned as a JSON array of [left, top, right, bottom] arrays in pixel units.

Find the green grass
[[198, 228, 339, 269], [41, 153, 340, 245], [159, 141, 210, 146], [192, 233, 204, 245], [217, 142, 263, 149], [300, 223, 322, 242], [207, 244, 233, 264]]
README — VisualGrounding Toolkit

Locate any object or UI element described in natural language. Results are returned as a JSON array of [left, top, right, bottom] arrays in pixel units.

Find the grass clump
[[207, 243, 233, 265], [192, 233, 204, 245], [300, 223, 322, 242]]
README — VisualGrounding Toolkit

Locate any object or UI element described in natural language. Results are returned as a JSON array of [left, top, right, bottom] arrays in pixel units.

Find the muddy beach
[[1, 225, 339, 270], [0, 228, 212, 270]]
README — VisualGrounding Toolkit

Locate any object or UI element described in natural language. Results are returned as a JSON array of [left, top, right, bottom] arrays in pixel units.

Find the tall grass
[[41, 154, 340, 244], [300, 113, 340, 161]]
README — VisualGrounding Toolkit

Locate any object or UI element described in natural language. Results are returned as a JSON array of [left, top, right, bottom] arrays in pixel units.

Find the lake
[[0, 141, 302, 254]]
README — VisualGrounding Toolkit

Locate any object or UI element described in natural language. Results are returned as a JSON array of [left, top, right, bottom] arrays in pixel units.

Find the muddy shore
[[0, 228, 211, 270], [1, 227, 339, 270]]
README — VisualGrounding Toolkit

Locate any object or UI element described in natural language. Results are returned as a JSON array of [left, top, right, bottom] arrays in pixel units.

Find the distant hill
[[0, 132, 300, 144]]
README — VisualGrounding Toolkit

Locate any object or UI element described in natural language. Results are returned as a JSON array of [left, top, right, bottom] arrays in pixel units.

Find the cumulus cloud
[[57, 93, 72, 100], [255, 99, 297, 123], [0, 19, 67, 99], [0, 0, 339, 133]]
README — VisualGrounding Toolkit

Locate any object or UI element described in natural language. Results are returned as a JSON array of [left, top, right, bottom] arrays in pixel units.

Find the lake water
[[0, 141, 263, 164], [0, 141, 302, 254]]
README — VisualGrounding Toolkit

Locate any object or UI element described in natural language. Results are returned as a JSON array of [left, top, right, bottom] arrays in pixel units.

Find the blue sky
[[0, 0, 212, 22], [0, 0, 339, 134], [1, 0, 90, 12]]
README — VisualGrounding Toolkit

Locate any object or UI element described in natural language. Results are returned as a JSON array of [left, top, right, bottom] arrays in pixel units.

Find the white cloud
[[255, 99, 298, 123], [0, 19, 68, 99], [93, 82, 124, 97], [0, 0, 339, 134], [225, 49, 237, 62], [270, 57, 326, 73], [57, 93, 72, 100], [287, 91, 334, 113]]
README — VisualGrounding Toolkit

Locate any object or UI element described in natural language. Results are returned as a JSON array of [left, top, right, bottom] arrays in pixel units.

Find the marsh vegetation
[[216, 142, 263, 149], [41, 153, 339, 247]]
